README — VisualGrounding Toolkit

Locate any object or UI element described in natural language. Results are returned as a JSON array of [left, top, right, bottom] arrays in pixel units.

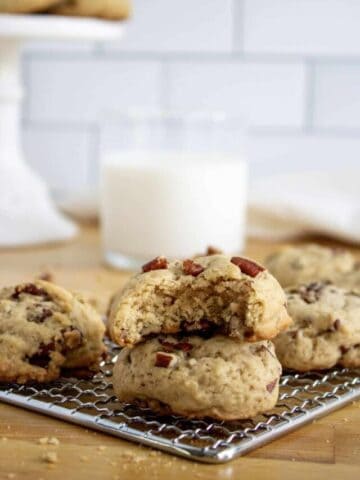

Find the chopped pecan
[[266, 378, 278, 393], [174, 342, 193, 352], [155, 352, 178, 368], [230, 257, 265, 277], [206, 246, 223, 255], [158, 339, 176, 352], [27, 307, 53, 324], [183, 259, 204, 277], [333, 319, 341, 331], [142, 256, 168, 273], [158, 338, 193, 353], [298, 282, 327, 304], [244, 328, 255, 340], [28, 342, 55, 368], [180, 318, 218, 338], [11, 283, 51, 301]]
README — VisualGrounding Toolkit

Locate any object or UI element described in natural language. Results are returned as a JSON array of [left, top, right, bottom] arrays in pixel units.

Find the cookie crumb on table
[[38, 436, 60, 446], [41, 451, 58, 464]]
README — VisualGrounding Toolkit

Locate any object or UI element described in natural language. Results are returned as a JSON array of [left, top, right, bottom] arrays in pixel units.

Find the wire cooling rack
[[0, 342, 359, 464]]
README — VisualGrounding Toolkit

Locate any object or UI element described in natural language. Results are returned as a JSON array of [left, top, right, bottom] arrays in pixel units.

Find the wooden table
[[0, 226, 359, 480]]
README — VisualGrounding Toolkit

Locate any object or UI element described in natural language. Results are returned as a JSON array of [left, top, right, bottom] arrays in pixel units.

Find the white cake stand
[[0, 14, 124, 247]]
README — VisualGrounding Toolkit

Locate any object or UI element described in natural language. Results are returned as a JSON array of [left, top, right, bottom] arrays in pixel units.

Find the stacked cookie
[[108, 254, 291, 420], [265, 244, 360, 371]]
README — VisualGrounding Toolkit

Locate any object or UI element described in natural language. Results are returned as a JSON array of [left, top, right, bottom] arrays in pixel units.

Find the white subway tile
[[167, 61, 306, 128], [105, 0, 233, 53], [24, 40, 95, 54], [23, 125, 92, 189], [313, 64, 360, 129], [248, 133, 360, 177], [25, 58, 163, 122], [243, 0, 360, 55]]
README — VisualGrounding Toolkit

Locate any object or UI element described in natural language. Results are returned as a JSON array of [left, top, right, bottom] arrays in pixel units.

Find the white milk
[[100, 152, 248, 268]]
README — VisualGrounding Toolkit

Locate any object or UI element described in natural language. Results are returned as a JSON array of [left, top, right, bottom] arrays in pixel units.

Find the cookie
[[0, 281, 106, 383], [266, 244, 356, 288], [108, 254, 291, 347], [48, 0, 131, 20], [0, 0, 60, 13], [274, 282, 360, 371], [113, 335, 282, 420], [339, 268, 360, 292]]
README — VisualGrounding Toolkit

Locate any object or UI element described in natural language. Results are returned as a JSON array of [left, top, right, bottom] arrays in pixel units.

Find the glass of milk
[[100, 110, 248, 269]]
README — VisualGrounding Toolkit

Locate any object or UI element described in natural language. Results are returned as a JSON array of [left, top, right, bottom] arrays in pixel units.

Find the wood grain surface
[[0, 225, 359, 480]]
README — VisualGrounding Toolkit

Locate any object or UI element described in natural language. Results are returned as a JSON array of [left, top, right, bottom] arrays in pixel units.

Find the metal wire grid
[[0, 343, 359, 464]]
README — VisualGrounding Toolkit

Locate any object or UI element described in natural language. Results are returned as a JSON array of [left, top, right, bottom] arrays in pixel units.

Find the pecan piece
[[180, 318, 218, 338], [183, 259, 204, 277], [11, 283, 51, 301], [142, 256, 168, 273], [266, 378, 278, 393], [28, 341, 55, 368], [333, 319, 341, 331], [158, 338, 193, 353], [155, 352, 178, 368], [27, 307, 53, 324], [174, 341, 193, 352], [230, 257, 265, 277], [158, 339, 176, 352], [298, 282, 327, 304], [206, 246, 223, 255]]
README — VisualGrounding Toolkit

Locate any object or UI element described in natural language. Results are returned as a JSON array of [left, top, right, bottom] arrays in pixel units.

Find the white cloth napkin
[[0, 161, 77, 247], [248, 170, 360, 244]]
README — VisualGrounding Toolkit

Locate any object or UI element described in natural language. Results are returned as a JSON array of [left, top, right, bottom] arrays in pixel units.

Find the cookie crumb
[[1, 437, 8, 442], [80, 456, 89, 462], [97, 445, 106, 452], [7, 474, 15, 479], [41, 451, 58, 464], [343, 417, 349, 422], [326, 439, 331, 444], [48, 437, 60, 446], [38, 436, 59, 446]]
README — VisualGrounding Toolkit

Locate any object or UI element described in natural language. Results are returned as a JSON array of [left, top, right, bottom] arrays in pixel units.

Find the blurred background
[[22, 0, 360, 195]]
